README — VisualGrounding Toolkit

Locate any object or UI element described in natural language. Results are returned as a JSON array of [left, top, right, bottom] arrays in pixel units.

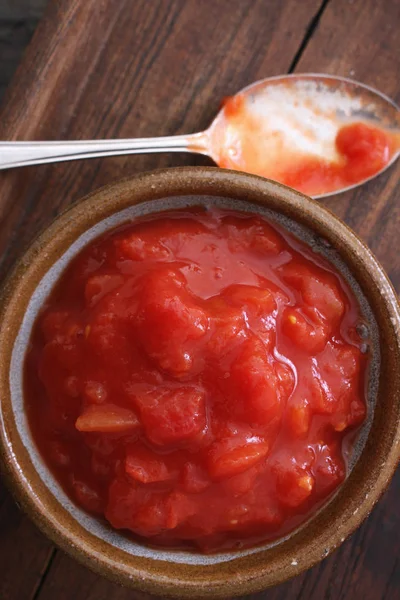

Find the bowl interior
[[10, 193, 381, 564]]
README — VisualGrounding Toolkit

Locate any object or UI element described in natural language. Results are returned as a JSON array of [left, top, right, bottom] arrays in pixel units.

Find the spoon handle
[[0, 132, 209, 170]]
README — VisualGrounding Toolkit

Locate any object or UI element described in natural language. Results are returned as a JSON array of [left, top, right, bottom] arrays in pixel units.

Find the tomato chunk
[[314, 442, 346, 496], [229, 339, 289, 427], [181, 462, 210, 493], [208, 437, 269, 481], [280, 262, 345, 324], [135, 268, 208, 374], [116, 234, 170, 261], [206, 297, 245, 354], [41, 310, 70, 342], [222, 215, 283, 255], [282, 307, 328, 353], [71, 478, 104, 514], [275, 465, 314, 508], [106, 478, 167, 536], [223, 284, 277, 316], [135, 387, 207, 446], [286, 400, 311, 437], [85, 274, 124, 306], [75, 404, 140, 433], [336, 122, 392, 184], [125, 444, 178, 484]]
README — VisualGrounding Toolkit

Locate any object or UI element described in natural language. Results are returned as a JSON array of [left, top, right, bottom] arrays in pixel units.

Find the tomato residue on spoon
[[212, 94, 396, 196], [25, 208, 370, 552]]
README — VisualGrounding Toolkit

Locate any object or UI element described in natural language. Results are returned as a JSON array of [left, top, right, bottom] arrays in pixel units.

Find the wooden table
[[0, 1, 399, 598], [0, 0, 47, 101]]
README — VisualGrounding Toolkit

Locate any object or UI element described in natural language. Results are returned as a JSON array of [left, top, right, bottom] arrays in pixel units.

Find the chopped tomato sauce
[[25, 208, 369, 552], [213, 94, 396, 196]]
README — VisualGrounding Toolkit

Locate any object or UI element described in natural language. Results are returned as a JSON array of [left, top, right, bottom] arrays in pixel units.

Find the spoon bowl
[[207, 74, 400, 198], [0, 74, 398, 198]]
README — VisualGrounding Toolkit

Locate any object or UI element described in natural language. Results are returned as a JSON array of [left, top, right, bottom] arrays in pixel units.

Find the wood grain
[[0, 1, 323, 598], [0, 3, 44, 101], [0, 0, 398, 599], [297, 0, 400, 289]]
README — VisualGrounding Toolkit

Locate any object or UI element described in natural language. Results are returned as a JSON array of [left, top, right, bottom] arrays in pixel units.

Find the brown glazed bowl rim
[[0, 167, 399, 598]]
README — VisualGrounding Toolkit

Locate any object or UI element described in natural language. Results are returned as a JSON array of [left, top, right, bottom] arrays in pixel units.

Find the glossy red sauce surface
[[25, 208, 368, 552], [214, 94, 396, 196]]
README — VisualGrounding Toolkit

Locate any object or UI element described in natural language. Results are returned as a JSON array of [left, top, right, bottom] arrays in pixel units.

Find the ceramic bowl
[[0, 167, 399, 598]]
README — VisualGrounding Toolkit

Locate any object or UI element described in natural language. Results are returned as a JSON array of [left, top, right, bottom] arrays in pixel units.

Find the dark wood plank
[[31, 551, 154, 600], [0, 0, 324, 598], [0, 1, 48, 100], [0, 494, 55, 600], [33, 479, 400, 600], [297, 0, 400, 290], [0, 0, 323, 280], [263, 1, 400, 598], [0, 1, 48, 21], [33, 1, 400, 599], [0, 21, 38, 101]]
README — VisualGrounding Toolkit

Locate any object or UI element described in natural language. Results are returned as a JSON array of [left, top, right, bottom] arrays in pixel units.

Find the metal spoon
[[0, 74, 398, 198]]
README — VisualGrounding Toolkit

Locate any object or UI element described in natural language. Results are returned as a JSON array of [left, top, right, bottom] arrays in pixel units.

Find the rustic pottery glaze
[[0, 167, 399, 598]]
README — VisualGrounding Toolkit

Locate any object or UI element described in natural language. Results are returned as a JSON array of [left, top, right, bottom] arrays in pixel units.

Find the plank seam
[[288, 0, 331, 73], [31, 547, 58, 600]]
